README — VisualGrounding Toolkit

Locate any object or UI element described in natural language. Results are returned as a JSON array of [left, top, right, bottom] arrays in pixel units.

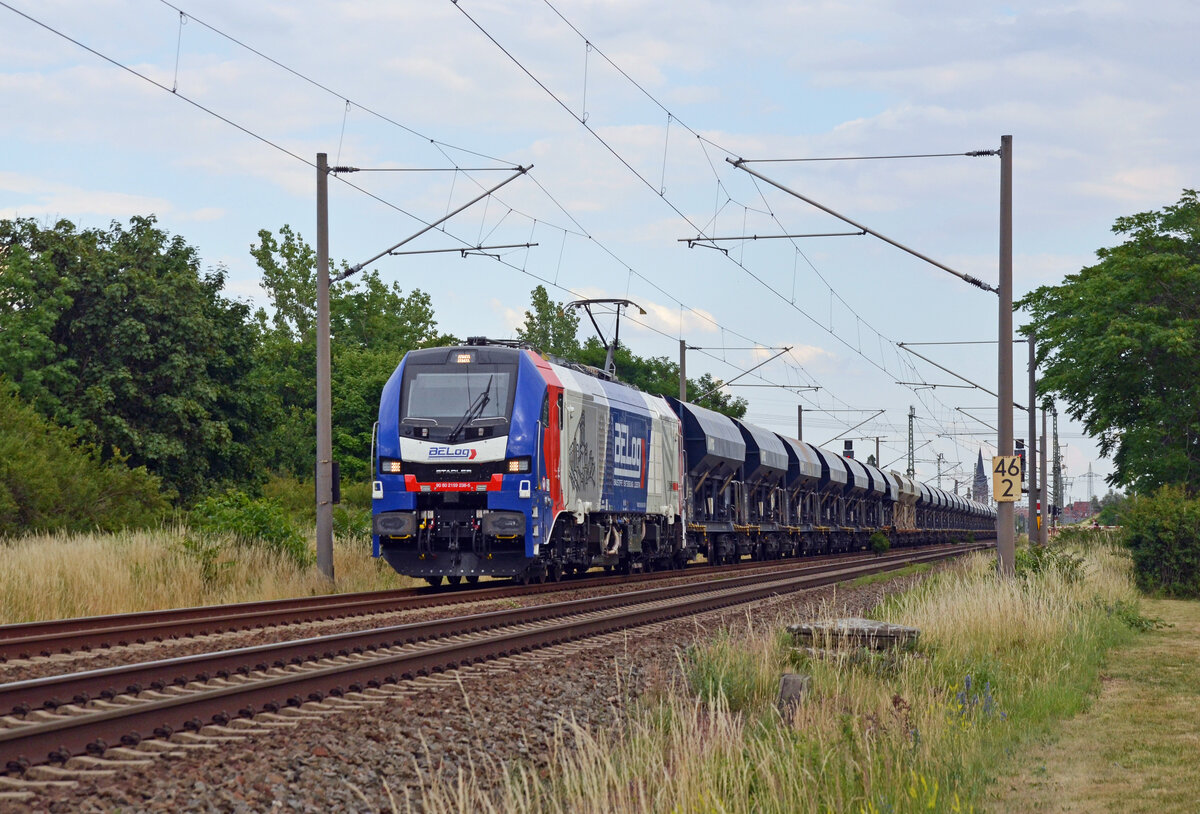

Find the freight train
[[371, 339, 995, 585]]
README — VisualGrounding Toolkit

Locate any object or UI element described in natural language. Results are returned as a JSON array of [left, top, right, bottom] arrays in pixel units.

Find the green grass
[[405, 537, 1147, 813], [990, 597, 1200, 813], [680, 629, 783, 713], [847, 561, 933, 588]]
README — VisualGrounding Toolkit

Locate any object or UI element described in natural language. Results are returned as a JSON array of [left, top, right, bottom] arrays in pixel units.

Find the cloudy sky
[[3, 0, 1194, 503]]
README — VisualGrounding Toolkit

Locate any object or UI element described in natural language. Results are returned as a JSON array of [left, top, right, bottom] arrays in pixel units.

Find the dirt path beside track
[[989, 598, 1200, 813]]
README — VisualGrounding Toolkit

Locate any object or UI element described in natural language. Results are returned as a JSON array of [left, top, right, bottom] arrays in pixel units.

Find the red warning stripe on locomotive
[[404, 474, 504, 492]]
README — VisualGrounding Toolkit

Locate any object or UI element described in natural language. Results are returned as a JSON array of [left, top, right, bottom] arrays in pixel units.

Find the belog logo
[[612, 421, 645, 479], [429, 447, 477, 460]]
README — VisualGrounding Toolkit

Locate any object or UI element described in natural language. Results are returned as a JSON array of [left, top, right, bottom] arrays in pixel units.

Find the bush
[[682, 631, 778, 713], [333, 504, 371, 546], [1054, 525, 1119, 548], [869, 531, 890, 556], [1014, 543, 1085, 583], [1120, 485, 1200, 598], [340, 479, 372, 509], [178, 535, 234, 589], [0, 384, 167, 537], [261, 472, 373, 529], [261, 474, 316, 525], [189, 490, 312, 567]]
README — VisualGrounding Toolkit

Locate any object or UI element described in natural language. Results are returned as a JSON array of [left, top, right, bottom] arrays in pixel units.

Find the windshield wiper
[[445, 375, 493, 444]]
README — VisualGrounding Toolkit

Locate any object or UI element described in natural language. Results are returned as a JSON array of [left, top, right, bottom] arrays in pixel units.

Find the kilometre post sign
[[992, 455, 1022, 502]]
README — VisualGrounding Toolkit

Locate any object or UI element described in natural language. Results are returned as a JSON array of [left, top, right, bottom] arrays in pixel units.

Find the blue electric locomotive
[[370, 339, 996, 585]]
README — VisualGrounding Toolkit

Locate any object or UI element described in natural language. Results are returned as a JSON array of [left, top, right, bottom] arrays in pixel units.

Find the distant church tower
[[969, 453, 988, 504], [973, 450, 989, 503]]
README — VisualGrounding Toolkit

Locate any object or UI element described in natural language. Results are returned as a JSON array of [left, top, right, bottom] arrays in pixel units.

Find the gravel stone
[[11, 568, 937, 812]]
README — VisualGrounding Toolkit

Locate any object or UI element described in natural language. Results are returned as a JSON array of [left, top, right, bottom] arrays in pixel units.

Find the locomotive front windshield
[[404, 371, 512, 422], [398, 350, 519, 440]]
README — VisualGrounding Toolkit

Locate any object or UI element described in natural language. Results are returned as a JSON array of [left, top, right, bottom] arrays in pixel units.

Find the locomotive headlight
[[506, 456, 531, 473], [379, 458, 403, 474]]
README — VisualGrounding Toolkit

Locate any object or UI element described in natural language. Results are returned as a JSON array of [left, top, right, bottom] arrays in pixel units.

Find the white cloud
[[1, 0, 1180, 488], [178, 206, 226, 222], [0, 171, 173, 221], [1077, 164, 1188, 206], [785, 344, 836, 367], [492, 297, 526, 336], [635, 297, 719, 337]]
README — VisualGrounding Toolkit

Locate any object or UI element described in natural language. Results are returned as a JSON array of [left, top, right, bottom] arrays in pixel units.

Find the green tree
[[681, 372, 749, 418], [1018, 190, 1200, 494], [0, 217, 265, 501], [249, 225, 449, 351], [0, 383, 166, 536], [576, 338, 747, 418], [511, 286, 748, 418], [249, 226, 455, 480], [578, 337, 676, 393], [1096, 490, 1127, 526], [515, 284, 580, 357], [1121, 485, 1200, 597]]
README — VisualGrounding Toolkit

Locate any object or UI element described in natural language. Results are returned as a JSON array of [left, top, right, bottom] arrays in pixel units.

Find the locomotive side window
[[557, 393, 563, 429], [540, 392, 550, 426]]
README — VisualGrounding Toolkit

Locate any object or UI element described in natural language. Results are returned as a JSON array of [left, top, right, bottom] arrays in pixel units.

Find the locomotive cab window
[[398, 348, 519, 441], [405, 371, 512, 420]]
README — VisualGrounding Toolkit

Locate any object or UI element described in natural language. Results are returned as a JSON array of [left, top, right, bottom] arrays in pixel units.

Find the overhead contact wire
[[0, 0, 908, 446], [457, 0, 968, 450]]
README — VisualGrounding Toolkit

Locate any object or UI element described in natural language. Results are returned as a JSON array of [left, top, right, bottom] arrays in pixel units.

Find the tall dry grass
[[0, 526, 417, 624], [401, 539, 1145, 813], [879, 543, 1137, 685]]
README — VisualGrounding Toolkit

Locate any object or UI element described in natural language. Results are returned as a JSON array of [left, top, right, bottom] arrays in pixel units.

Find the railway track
[[1, 543, 986, 773], [0, 543, 990, 661]]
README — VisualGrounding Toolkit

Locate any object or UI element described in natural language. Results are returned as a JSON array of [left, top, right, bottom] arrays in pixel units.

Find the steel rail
[[1, 545, 986, 771], [0, 546, 971, 714], [0, 545, 974, 660], [0, 562, 746, 659]]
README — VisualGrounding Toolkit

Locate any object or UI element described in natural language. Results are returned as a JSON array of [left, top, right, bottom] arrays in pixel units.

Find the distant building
[[1061, 501, 1094, 523], [972, 450, 989, 504]]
